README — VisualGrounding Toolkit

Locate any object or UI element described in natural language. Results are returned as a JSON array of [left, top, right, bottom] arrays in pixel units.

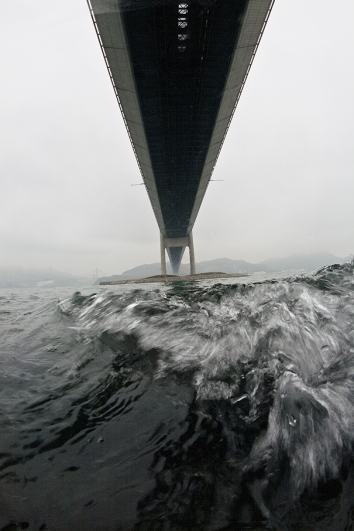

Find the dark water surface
[[1, 264, 354, 530]]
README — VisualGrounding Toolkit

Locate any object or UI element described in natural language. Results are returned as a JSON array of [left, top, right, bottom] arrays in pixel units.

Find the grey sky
[[1, 0, 353, 276]]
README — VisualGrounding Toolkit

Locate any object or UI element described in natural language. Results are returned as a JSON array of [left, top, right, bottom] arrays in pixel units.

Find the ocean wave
[[1, 264, 354, 529]]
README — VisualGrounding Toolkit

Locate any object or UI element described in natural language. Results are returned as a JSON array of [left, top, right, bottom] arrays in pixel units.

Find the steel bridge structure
[[87, 0, 274, 274]]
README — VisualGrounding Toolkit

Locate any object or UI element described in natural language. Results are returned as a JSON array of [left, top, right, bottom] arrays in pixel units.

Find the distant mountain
[[195, 258, 267, 274], [120, 263, 170, 279], [95, 252, 347, 284], [259, 252, 344, 273], [0, 267, 89, 288]]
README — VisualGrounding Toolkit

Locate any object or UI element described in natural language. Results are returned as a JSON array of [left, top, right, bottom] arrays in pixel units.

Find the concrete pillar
[[188, 231, 196, 275], [160, 233, 167, 275]]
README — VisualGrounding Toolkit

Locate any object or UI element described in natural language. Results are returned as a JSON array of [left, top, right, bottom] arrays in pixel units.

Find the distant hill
[[95, 252, 346, 284], [259, 252, 344, 273], [0, 267, 89, 288]]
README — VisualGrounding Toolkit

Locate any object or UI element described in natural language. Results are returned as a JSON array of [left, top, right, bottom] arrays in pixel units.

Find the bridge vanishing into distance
[[87, 0, 274, 274]]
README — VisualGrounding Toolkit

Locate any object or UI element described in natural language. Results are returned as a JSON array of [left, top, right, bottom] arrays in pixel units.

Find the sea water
[[1, 263, 354, 530]]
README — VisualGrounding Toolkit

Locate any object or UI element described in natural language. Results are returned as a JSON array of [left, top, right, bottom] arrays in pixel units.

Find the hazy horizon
[[1, 1, 354, 276], [0, 250, 350, 279]]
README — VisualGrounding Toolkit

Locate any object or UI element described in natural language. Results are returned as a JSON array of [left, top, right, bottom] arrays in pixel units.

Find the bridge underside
[[88, 0, 274, 273]]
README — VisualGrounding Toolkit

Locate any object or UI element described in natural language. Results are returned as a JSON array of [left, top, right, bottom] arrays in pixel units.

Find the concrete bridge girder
[[87, 0, 275, 274]]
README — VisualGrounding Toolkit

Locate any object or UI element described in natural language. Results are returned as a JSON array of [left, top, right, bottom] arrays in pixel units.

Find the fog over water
[[1, 0, 354, 275]]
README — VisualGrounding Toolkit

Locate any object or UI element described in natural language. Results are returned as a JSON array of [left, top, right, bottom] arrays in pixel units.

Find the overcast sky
[[1, 1, 353, 276]]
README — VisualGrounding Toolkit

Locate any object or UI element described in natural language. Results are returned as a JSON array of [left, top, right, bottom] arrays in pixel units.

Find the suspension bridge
[[87, 0, 274, 274]]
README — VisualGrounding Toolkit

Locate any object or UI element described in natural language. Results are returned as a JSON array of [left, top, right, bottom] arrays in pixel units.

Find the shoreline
[[100, 272, 246, 285]]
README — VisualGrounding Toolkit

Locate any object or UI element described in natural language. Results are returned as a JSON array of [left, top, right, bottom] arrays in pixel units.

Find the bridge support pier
[[160, 232, 167, 275], [188, 232, 196, 275], [160, 231, 196, 276]]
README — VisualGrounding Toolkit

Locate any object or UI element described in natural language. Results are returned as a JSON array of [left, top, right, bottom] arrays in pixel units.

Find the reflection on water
[[0, 264, 354, 530]]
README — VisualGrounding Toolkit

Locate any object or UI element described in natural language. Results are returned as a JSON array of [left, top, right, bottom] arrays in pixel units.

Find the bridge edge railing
[[86, 0, 148, 190], [206, 0, 276, 186]]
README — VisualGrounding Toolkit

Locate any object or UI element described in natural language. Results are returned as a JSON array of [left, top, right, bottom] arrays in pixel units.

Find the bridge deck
[[88, 0, 274, 271]]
